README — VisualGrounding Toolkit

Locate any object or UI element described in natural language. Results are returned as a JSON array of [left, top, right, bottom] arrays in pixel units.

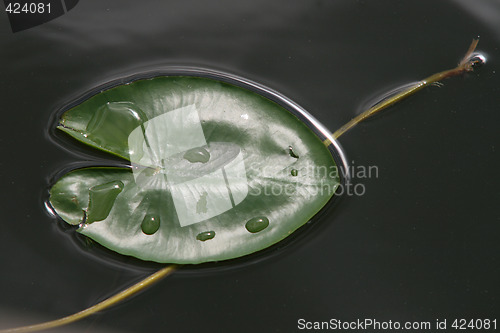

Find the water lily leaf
[[50, 76, 339, 264]]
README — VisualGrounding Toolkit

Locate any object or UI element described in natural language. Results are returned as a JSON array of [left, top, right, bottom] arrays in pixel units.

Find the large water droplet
[[196, 230, 215, 241], [86, 180, 124, 224], [86, 102, 147, 149], [245, 216, 269, 233], [141, 214, 160, 235], [184, 147, 210, 163]]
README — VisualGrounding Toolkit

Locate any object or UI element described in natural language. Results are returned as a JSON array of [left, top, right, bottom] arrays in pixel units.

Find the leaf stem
[[0, 265, 178, 333], [324, 38, 483, 145]]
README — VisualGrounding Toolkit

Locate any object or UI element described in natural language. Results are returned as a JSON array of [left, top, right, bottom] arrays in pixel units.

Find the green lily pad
[[50, 76, 339, 264]]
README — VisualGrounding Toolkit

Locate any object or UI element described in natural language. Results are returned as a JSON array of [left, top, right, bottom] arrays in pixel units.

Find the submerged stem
[[0, 265, 178, 333], [324, 38, 484, 145]]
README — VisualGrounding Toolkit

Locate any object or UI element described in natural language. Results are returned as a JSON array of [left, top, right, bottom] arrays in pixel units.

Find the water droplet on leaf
[[245, 216, 270, 233], [184, 146, 210, 163], [291, 169, 298, 176], [85, 102, 147, 153], [86, 180, 124, 224], [141, 214, 160, 235], [196, 231, 215, 241], [288, 146, 299, 159]]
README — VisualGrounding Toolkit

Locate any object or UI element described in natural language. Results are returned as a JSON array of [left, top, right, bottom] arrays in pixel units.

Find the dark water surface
[[0, 1, 499, 332]]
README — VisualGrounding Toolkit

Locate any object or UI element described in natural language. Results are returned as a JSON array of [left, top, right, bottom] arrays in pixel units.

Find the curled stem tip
[[0, 265, 178, 333], [324, 38, 484, 146]]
